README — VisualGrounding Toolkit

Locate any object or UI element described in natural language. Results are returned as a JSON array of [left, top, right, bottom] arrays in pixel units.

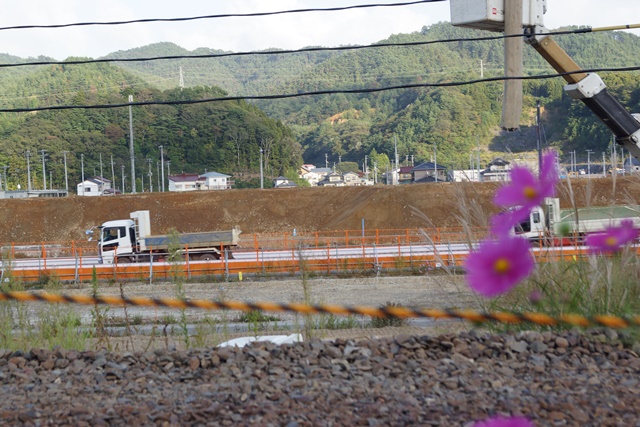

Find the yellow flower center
[[494, 258, 511, 274], [606, 236, 618, 247], [523, 186, 537, 200]]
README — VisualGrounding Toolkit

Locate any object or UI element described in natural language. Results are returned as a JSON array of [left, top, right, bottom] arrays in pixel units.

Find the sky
[[0, 0, 639, 60]]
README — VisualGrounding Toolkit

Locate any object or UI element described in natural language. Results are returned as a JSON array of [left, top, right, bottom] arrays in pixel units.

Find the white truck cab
[[98, 218, 137, 264]]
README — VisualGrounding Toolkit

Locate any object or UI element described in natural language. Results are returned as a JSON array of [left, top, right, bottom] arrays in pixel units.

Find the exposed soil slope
[[1, 177, 639, 243]]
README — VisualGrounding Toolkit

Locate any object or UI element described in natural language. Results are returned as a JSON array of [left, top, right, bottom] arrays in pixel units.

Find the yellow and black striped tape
[[0, 291, 638, 329]]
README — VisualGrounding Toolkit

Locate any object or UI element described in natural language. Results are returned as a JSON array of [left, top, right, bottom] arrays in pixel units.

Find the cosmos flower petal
[[586, 219, 639, 254], [465, 236, 535, 297]]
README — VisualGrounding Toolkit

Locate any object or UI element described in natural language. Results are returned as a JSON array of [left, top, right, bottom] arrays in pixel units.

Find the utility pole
[[394, 134, 399, 185], [147, 158, 153, 193], [586, 149, 593, 176], [121, 165, 126, 193], [156, 160, 160, 191], [40, 150, 47, 190], [501, 0, 523, 130], [602, 152, 606, 177], [476, 136, 481, 182], [62, 151, 69, 191], [325, 153, 328, 169], [434, 143, 438, 183], [25, 151, 32, 191], [81, 154, 85, 191], [141, 170, 145, 193], [260, 148, 264, 189], [364, 155, 368, 181], [128, 95, 136, 194], [99, 153, 103, 179], [159, 145, 165, 192], [166, 161, 171, 180], [536, 100, 542, 175], [1, 165, 7, 191], [110, 155, 116, 191]]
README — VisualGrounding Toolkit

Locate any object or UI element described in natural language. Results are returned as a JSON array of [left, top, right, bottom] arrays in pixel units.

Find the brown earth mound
[[1, 177, 639, 243]]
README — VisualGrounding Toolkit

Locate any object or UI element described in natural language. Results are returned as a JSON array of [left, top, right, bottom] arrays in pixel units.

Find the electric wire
[[2, 65, 640, 114], [0, 28, 609, 69], [0, 0, 444, 31]]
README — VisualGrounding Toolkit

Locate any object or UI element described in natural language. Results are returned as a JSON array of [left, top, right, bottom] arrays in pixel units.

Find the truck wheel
[[117, 257, 132, 264], [199, 253, 218, 261]]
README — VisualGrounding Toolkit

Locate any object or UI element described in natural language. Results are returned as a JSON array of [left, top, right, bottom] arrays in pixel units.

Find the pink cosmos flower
[[494, 150, 558, 209], [489, 206, 530, 236], [465, 235, 535, 297], [473, 416, 534, 427], [585, 219, 639, 254]]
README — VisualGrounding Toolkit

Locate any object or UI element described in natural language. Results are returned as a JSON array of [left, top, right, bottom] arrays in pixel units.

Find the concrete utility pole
[[147, 158, 153, 193], [1, 165, 7, 191], [501, 0, 523, 130], [128, 95, 136, 194], [62, 151, 69, 191], [602, 152, 606, 176], [587, 149, 593, 176], [166, 161, 171, 181], [394, 134, 399, 185], [260, 148, 264, 189], [159, 145, 165, 192], [434, 143, 438, 183], [121, 165, 126, 193], [25, 151, 32, 191], [325, 153, 328, 169], [156, 160, 160, 190], [81, 154, 85, 185], [536, 100, 542, 175], [99, 153, 104, 179], [40, 150, 47, 190], [110, 155, 116, 191]]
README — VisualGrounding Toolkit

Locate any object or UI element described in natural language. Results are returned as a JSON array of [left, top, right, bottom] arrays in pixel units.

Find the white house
[[168, 173, 201, 192], [77, 176, 111, 196], [343, 172, 362, 186], [200, 172, 232, 190], [274, 176, 298, 188]]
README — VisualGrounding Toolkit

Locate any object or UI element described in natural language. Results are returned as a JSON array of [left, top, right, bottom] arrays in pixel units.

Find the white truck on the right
[[515, 197, 640, 245]]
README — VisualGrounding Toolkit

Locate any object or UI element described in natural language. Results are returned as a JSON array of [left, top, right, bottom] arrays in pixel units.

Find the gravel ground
[[4, 276, 640, 425], [0, 329, 638, 426]]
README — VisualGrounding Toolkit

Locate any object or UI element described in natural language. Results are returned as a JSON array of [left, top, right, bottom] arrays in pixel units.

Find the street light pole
[[586, 149, 593, 176]]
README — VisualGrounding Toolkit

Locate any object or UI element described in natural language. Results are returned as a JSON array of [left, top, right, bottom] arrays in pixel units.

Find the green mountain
[[105, 23, 640, 166], [0, 62, 301, 191], [1, 22, 640, 190]]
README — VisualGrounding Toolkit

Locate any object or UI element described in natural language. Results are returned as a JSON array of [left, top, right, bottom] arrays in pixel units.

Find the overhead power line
[[0, 0, 444, 31], [0, 28, 614, 70], [2, 65, 639, 114]]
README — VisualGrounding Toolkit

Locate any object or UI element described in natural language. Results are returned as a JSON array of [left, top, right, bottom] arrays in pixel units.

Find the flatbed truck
[[96, 210, 241, 264]]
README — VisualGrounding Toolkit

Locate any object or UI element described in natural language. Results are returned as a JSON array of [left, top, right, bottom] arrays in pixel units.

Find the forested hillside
[[1, 22, 640, 190], [0, 65, 301, 190]]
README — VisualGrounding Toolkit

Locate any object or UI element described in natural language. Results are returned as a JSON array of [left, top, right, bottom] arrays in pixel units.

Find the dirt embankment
[[1, 177, 639, 243]]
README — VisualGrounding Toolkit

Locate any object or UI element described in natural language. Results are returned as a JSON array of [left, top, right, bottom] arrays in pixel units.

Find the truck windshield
[[102, 227, 125, 242]]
